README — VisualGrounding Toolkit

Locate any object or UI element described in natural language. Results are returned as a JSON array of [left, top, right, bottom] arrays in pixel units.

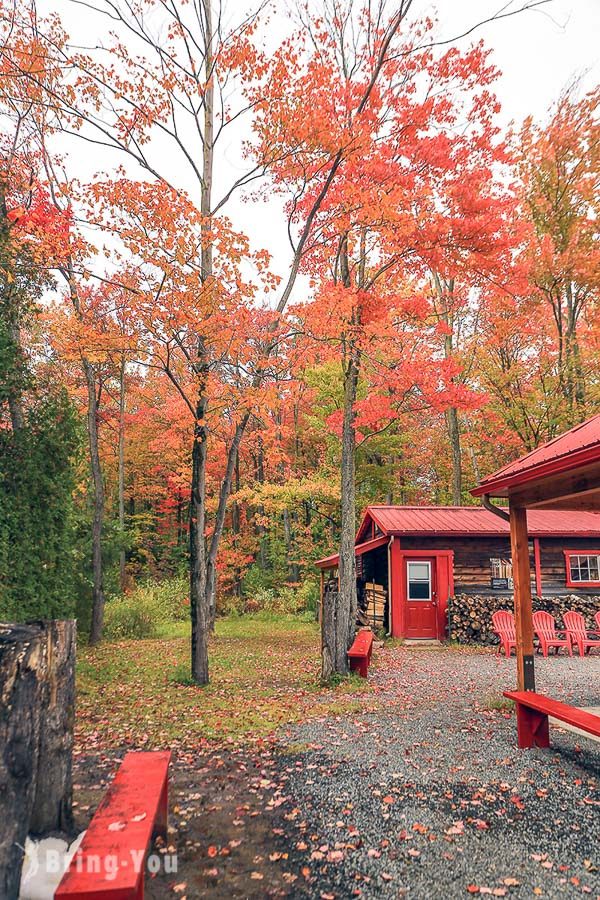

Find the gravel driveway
[[271, 645, 600, 899]]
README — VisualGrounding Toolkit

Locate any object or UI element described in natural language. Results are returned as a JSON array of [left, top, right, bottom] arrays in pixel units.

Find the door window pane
[[407, 561, 431, 600]]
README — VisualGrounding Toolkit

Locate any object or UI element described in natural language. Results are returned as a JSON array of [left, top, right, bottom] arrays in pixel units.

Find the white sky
[[47, 0, 600, 293], [238, 0, 599, 290]]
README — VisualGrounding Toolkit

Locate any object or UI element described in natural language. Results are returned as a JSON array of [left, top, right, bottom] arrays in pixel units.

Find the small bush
[[245, 586, 303, 615], [104, 576, 189, 640], [103, 594, 159, 640], [218, 593, 244, 617], [134, 577, 189, 622], [298, 579, 320, 614]]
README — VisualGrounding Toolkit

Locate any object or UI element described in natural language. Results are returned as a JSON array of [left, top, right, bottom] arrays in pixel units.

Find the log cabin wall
[[398, 535, 600, 597], [539, 537, 600, 594]]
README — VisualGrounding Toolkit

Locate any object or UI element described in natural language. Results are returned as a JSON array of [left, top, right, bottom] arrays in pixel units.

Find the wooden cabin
[[316, 506, 600, 640]]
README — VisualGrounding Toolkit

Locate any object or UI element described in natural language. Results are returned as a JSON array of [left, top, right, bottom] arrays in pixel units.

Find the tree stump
[[0, 620, 75, 900]]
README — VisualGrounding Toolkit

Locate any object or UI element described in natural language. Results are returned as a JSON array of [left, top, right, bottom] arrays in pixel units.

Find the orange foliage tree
[[255, 11, 519, 675]]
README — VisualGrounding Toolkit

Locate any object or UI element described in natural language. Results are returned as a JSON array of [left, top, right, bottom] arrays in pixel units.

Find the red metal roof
[[471, 414, 600, 497], [363, 505, 600, 537], [316, 505, 600, 567]]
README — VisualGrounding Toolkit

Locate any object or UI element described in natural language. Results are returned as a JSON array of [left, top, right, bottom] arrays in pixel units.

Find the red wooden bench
[[348, 628, 374, 678], [56, 750, 171, 900], [504, 690, 600, 749]]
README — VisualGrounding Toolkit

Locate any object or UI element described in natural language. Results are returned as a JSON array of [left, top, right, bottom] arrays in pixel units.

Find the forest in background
[[0, 1, 598, 677]]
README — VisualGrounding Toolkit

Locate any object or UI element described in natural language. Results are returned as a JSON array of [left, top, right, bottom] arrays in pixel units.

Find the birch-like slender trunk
[[189, 0, 214, 683]]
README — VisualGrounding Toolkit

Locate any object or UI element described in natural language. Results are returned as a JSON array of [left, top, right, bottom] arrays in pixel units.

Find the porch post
[[509, 502, 535, 691], [533, 538, 542, 597]]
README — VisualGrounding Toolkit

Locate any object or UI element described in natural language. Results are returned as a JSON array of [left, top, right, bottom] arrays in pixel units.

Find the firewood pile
[[449, 593, 600, 645], [358, 581, 386, 630]]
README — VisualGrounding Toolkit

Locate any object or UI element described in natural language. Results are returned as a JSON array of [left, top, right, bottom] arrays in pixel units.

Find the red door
[[405, 559, 438, 639]]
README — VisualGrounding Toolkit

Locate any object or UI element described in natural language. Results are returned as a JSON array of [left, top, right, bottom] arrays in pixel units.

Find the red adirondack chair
[[492, 610, 516, 657], [533, 610, 572, 657], [564, 611, 600, 656], [595, 611, 600, 633]]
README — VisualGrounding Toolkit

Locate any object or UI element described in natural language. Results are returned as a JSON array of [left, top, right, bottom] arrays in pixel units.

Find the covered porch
[[472, 414, 600, 747]]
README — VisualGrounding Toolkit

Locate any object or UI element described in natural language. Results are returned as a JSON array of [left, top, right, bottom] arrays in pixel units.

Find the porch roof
[[471, 414, 600, 501], [315, 535, 388, 570]]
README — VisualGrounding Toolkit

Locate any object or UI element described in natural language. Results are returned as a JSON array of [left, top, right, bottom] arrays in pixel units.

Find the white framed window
[[565, 552, 600, 586], [407, 561, 431, 601]]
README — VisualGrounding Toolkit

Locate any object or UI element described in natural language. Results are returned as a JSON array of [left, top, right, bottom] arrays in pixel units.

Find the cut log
[[0, 620, 76, 900], [30, 620, 76, 834]]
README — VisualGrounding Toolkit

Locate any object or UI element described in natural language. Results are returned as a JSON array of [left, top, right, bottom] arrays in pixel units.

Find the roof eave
[[471, 445, 600, 498]]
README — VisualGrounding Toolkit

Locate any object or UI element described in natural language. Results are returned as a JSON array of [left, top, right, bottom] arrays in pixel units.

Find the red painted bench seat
[[348, 629, 374, 678], [56, 750, 171, 900], [504, 690, 600, 749]]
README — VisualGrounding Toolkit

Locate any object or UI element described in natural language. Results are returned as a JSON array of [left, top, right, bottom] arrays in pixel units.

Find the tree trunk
[[7, 322, 25, 432], [320, 587, 339, 682], [431, 272, 463, 504], [446, 405, 462, 505], [188, 0, 214, 682], [0, 621, 75, 899], [61, 262, 106, 643], [283, 508, 300, 583], [30, 620, 76, 834], [564, 281, 585, 420], [118, 353, 126, 590], [85, 360, 105, 644], [338, 349, 360, 661], [206, 416, 250, 625], [190, 349, 210, 685], [322, 347, 360, 679], [231, 452, 242, 598], [0, 185, 25, 433]]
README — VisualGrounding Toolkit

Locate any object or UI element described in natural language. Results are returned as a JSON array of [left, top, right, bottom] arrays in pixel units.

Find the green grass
[[484, 694, 515, 712], [76, 615, 371, 749]]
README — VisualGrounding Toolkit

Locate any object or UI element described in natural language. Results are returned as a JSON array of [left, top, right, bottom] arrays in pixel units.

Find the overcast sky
[[48, 0, 600, 291]]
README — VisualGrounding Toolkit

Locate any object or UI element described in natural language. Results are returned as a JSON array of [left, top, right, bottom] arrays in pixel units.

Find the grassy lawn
[[76, 615, 370, 750]]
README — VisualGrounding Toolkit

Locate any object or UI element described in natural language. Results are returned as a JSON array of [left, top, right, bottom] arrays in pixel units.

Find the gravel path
[[271, 646, 600, 899]]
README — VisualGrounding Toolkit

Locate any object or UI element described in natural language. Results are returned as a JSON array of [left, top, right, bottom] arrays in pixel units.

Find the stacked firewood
[[449, 593, 600, 645], [358, 582, 386, 630]]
